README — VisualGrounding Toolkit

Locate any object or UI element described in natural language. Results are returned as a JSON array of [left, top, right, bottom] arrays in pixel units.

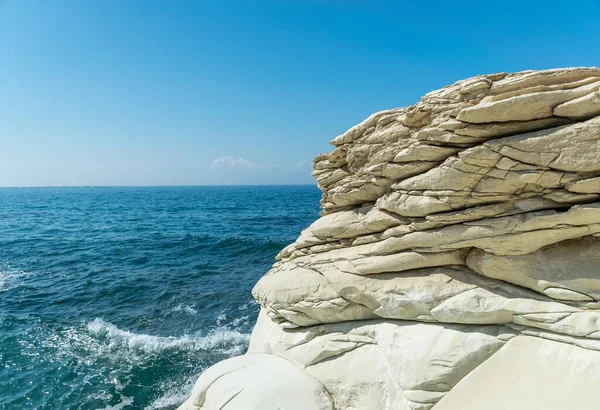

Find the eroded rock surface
[[180, 68, 600, 410]]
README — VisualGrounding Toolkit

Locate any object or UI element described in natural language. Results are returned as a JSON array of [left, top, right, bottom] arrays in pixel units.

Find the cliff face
[[179, 68, 600, 410]]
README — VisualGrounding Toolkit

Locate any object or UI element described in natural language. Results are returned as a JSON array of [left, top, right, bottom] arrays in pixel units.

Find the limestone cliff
[[179, 68, 600, 410]]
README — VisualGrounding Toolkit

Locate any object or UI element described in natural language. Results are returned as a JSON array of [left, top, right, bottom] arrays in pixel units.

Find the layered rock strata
[[179, 68, 600, 410]]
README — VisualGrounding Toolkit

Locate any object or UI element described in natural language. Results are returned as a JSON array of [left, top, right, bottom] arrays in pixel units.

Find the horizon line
[[0, 183, 319, 189]]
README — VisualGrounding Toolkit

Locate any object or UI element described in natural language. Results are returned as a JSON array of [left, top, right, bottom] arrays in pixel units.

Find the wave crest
[[86, 318, 250, 355]]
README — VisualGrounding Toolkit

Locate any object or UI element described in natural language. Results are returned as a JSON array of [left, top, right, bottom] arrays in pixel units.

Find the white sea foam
[[0, 266, 33, 292], [86, 318, 250, 355], [170, 304, 198, 315], [238, 300, 258, 311], [231, 315, 250, 328], [143, 376, 197, 410], [101, 393, 134, 410], [83, 318, 250, 408], [216, 312, 227, 325]]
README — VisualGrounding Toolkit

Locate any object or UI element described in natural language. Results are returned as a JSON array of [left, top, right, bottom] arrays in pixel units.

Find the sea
[[0, 186, 321, 410]]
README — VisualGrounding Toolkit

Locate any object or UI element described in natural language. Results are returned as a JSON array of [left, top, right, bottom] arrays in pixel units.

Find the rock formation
[[178, 68, 600, 410]]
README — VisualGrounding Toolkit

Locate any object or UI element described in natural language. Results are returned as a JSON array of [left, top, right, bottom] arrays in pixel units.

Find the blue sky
[[1, 0, 599, 186]]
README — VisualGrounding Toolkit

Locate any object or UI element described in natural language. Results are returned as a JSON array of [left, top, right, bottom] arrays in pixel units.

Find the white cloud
[[296, 160, 309, 168], [212, 156, 257, 167]]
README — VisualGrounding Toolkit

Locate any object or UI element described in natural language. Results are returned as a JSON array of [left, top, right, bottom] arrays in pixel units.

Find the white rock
[[457, 80, 600, 123], [177, 353, 333, 410], [433, 336, 600, 410], [566, 176, 600, 193], [466, 236, 600, 301], [554, 89, 600, 119], [248, 310, 506, 410], [181, 68, 600, 410]]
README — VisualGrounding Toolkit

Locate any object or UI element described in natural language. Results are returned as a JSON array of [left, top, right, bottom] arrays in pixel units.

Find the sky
[[1, 0, 600, 187]]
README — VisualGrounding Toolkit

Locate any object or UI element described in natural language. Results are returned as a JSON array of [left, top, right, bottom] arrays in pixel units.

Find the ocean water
[[0, 186, 321, 410]]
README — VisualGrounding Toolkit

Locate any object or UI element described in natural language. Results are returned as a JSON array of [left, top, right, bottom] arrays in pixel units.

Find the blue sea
[[0, 186, 321, 410]]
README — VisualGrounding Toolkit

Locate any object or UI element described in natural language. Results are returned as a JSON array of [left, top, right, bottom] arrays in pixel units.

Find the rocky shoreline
[[179, 67, 600, 410]]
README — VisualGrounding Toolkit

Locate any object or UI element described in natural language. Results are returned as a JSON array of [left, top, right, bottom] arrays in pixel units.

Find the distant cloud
[[296, 160, 309, 168], [212, 156, 257, 167]]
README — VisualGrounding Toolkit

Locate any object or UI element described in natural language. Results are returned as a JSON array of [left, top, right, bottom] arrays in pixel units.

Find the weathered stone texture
[[179, 68, 600, 410]]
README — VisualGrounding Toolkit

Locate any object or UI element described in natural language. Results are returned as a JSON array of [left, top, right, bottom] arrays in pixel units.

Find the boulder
[[178, 353, 333, 410]]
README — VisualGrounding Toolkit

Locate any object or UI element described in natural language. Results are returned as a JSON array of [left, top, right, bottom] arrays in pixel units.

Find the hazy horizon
[[2, 0, 600, 187]]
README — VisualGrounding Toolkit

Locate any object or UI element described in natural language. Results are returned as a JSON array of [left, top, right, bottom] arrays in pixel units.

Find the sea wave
[[19, 318, 251, 409], [86, 318, 250, 355], [0, 186, 319, 409], [83, 319, 250, 408]]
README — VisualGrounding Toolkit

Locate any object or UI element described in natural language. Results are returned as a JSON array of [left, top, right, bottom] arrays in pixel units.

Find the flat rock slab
[[433, 336, 600, 410]]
